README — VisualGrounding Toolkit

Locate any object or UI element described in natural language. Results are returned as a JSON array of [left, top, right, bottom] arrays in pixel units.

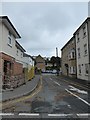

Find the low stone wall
[[2, 74, 25, 89]]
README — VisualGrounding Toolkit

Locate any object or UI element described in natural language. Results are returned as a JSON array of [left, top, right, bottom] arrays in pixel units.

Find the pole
[[56, 47, 59, 76], [56, 47, 58, 57]]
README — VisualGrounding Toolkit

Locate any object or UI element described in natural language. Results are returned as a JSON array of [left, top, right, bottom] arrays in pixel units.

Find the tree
[[56, 57, 61, 67], [45, 58, 49, 65], [50, 56, 56, 67]]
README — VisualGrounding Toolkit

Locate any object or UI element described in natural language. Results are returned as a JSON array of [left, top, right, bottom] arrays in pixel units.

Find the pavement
[[57, 75, 89, 89], [0, 75, 40, 102]]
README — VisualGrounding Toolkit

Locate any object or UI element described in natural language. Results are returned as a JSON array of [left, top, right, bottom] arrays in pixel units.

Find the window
[[16, 49, 19, 56], [69, 66, 76, 74], [77, 48, 80, 58], [69, 67, 71, 74], [73, 67, 76, 74], [8, 31, 12, 46], [68, 49, 75, 60], [72, 51, 75, 58], [83, 26, 86, 37], [78, 65, 81, 74], [85, 64, 88, 75], [84, 44, 87, 55], [77, 33, 80, 43], [8, 37, 11, 44], [68, 52, 71, 59], [21, 52, 23, 58]]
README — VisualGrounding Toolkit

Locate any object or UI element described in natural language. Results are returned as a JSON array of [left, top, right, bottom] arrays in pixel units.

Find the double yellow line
[[1, 76, 43, 110]]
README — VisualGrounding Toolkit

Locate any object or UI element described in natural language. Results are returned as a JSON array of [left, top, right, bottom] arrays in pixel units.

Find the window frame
[[83, 26, 86, 38], [85, 64, 89, 75], [77, 32, 80, 43], [84, 43, 87, 56], [8, 31, 12, 47], [77, 48, 80, 58], [78, 65, 81, 74]]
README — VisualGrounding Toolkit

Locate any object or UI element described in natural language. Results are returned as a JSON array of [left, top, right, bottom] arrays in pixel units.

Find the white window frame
[[78, 65, 81, 74], [8, 31, 12, 47], [77, 32, 80, 43], [78, 48, 80, 58], [71, 50, 75, 59], [69, 66, 76, 74], [69, 67, 71, 74], [84, 44, 87, 56], [83, 26, 86, 37], [85, 64, 89, 75], [16, 49, 19, 56], [21, 52, 23, 58], [68, 49, 75, 60]]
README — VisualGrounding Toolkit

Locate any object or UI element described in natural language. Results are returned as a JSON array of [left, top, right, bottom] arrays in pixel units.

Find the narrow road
[[2, 74, 90, 119]]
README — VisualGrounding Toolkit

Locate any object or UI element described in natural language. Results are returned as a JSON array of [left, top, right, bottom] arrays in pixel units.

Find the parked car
[[52, 70, 57, 74]]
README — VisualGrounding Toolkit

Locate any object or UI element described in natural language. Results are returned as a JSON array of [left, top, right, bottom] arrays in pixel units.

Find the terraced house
[[74, 17, 90, 81], [61, 36, 76, 78], [0, 16, 22, 89], [0, 16, 34, 89]]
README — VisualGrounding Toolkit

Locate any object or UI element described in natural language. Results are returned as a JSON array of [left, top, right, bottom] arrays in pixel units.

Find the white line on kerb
[[0, 113, 14, 116], [48, 114, 73, 117], [77, 113, 90, 117], [65, 89, 90, 106], [19, 113, 39, 116]]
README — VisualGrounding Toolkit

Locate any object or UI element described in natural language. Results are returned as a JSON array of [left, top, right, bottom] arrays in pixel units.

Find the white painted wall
[[15, 46, 24, 65], [0, 20, 26, 67], [23, 56, 34, 69], [0, 22, 34, 69], [1, 24, 16, 58], [76, 22, 89, 80]]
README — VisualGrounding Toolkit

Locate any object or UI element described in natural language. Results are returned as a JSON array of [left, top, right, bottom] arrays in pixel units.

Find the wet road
[[2, 74, 90, 119]]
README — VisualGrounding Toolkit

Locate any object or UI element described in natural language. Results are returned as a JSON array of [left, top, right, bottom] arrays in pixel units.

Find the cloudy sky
[[1, 2, 89, 57]]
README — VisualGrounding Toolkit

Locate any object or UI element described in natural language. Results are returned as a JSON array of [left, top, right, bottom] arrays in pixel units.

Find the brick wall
[[1, 52, 25, 89], [13, 62, 23, 75]]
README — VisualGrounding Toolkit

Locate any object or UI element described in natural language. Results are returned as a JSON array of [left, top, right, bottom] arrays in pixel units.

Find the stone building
[[35, 55, 46, 73], [61, 36, 76, 78]]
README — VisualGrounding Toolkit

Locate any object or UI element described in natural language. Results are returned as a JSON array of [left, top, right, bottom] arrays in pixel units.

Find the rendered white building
[[0, 16, 35, 88], [74, 17, 90, 81], [23, 53, 35, 80]]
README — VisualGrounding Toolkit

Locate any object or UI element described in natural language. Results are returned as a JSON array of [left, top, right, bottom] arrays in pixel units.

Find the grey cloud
[[2, 2, 88, 57]]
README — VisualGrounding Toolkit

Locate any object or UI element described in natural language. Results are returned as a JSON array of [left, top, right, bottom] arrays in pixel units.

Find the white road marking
[[48, 114, 73, 117], [0, 113, 14, 116], [67, 104, 71, 108], [19, 113, 39, 116], [77, 113, 90, 117], [54, 81, 61, 86], [50, 78, 61, 86], [50, 78, 52, 80], [65, 89, 90, 106], [69, 85, 88, 94]]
